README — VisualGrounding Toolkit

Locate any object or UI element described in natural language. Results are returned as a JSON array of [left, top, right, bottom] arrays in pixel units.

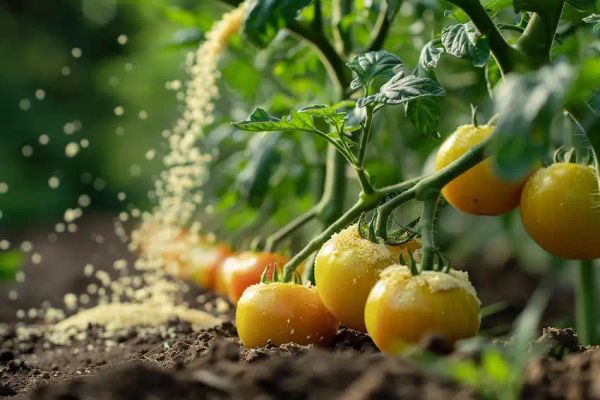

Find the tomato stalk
[[419, 194, 440, 271], [576, 260, 599, 345]]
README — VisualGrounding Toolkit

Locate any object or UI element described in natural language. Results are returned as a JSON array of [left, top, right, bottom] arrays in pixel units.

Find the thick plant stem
[[514, 0, 565, 66], [576, 260, 598, 345], [332, 0, 353, 55], [419, 195, 440, 271], [264, 207, 317, 252], [318, 147, 348, 225]]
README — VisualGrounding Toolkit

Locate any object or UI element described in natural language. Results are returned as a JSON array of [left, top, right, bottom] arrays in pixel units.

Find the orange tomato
[[220, 251, 290, 303], [236, 282, 339, 347], [185, 243, 232, 290]]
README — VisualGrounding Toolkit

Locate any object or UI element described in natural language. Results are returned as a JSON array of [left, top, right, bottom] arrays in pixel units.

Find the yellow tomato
[[365, 265, 480, 355], [435, 124, 528, 215], [314, 224, 421, 332], [520, 162, 600, 260], [236, 282, 339, 347], [220, 252, 290, 304]]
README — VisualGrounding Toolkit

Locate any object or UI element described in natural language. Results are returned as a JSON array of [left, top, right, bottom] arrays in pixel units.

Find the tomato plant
[[314, 224, 420, 331], [364, 265, 480, 354], [213, 0, 600, 350], [236, 282, 338, 347]]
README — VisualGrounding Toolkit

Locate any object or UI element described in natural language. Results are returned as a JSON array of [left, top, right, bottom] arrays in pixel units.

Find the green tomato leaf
[[357, 73, 445, 107], [405, 96, 441, 137], [0, 250, 23, 281], [492, 62, 575, 180], [416, 41, 444, 77], [244, 0, 313, 48], [441, 23, 490, 68], [233, 105, 348, 133], [347, 51, 404, 90], [583, 14, 600, 31], [237, 133, 281, 208]]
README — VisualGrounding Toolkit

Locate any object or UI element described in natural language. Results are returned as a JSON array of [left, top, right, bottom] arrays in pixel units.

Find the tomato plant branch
[[515, 2, 565, 66], [264, 207, 318, 252], [332, 0, 353, 55], [576, 260, 599, 345], [419, 194, 440, 271], [368, 2, 391, 52]]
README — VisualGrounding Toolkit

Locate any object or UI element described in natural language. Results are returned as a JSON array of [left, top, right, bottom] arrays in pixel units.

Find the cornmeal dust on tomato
[[236, 282, 339, 347], [314, 224, 421, 332], [435, 124, 529, 216], [520, 162, 600, 260], [364, 265, 480, 355]]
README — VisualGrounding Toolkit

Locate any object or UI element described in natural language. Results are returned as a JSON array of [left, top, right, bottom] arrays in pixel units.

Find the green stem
[[374, 189, 417, 240], [368, 2, 392, 51], [358, 106, 374, 167], [317, 146, 347, 224], [515, 2, 565, 66], [332, 0, 353, 55], [264, 207, 318, 252], [576, 260, 598, 345], [419, 194, 440, 271]]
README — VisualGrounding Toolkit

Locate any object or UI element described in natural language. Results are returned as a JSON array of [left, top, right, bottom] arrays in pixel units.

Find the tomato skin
[[220, 252, 290, 303], [520, 163, 600, 260], [185, 243, 232, 290], [435, 124, 528, 216], [236, 282, 339, 347], [314, 224, 421, 332], [365, 265, 480, 355]]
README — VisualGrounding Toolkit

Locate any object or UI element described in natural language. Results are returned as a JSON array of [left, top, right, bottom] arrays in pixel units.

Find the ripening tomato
[[184, 242, 232, 290], [435, 124, 528, 215], [314, 224, 421, 332], [220, 251, 290, 303], [365, 265, 480, 355], [236, 282, 339, 347], [520, 162, 600, 260]]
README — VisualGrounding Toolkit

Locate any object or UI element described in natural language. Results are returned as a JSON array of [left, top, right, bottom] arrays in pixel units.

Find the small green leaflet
[[405, 96, 441, 137], [233, 105, 347, 133], [357, 72, 445, 107], [416, 40, 444, 78], [441, 23, 490, 68], [583, 14, 600, 31], [244, 0, 313, 48], [347, 51, 404, 90], [492, 62, 575, 180]]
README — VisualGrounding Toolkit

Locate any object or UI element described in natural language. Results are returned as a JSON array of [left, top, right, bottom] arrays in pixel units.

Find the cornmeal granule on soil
[[37, 2, 247, 340]]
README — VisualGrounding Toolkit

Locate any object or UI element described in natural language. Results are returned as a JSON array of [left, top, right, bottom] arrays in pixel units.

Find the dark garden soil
[[0, 216, 598, 399]]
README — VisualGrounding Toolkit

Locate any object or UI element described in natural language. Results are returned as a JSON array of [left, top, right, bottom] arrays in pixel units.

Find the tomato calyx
[[358, 209, 420, 245], [260, 262, 303, 285], [399, 247, 451, 277], [553, 146, 592, 165]]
